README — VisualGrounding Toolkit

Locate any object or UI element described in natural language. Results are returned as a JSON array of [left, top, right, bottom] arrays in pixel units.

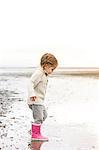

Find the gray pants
[[29, 104, 47, 124]]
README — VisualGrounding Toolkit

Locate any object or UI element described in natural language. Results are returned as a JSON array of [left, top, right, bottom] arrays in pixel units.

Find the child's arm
[[28, 69, 43, 100], [30, 96, 36, 101]]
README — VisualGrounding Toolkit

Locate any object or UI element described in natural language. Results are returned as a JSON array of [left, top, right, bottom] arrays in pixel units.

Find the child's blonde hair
[[40, 53, 58, 69]]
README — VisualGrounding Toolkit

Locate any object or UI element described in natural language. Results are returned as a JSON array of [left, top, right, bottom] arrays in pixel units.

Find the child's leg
[[28, 104, 32, 110], [29, 104, 47, 123], [32, 105, 44, 124], [43, 105, 47, 122], [31, 105, 48, 140]]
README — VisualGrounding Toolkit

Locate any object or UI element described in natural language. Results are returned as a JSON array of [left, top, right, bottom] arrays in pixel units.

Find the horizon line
[[0, 66, 99, 69]]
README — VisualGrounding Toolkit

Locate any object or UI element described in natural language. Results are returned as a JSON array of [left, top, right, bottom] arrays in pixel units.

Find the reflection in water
[[28, 141, 45, 150]]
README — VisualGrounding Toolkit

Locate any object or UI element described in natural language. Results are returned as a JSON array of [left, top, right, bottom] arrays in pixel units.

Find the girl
[[28, 53, 58, 141]]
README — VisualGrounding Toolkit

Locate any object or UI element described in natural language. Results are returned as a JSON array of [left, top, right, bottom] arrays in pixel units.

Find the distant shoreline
[[0, 67, 99, 76], [0, 66, 99, 69]]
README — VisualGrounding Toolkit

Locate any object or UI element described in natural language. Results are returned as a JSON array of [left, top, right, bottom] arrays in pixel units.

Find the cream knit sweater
[[27, 67, 48, 105]]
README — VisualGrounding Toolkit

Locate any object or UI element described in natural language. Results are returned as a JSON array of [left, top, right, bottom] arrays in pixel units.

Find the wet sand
[[0, 71, 99, 150]]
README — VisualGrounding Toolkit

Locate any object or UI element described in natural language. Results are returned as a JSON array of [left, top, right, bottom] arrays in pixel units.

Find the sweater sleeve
[[28, 69, 43, 98]]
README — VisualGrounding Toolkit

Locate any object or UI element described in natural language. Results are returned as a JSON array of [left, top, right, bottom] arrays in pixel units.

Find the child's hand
[[30, 96, 37, 101]]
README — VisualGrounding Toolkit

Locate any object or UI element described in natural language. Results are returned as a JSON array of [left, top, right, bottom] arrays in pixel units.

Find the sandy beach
[[0, 68, 99, 150]]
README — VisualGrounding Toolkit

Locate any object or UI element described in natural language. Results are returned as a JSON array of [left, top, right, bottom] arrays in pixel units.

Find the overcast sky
[[0, 0, 99, 67]]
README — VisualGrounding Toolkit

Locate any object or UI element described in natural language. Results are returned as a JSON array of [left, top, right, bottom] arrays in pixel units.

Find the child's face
[[44, 65, 55, 75]]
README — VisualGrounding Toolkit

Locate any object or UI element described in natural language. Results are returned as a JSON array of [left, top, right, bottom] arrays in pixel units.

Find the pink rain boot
[[31, 123, 48, 141]]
